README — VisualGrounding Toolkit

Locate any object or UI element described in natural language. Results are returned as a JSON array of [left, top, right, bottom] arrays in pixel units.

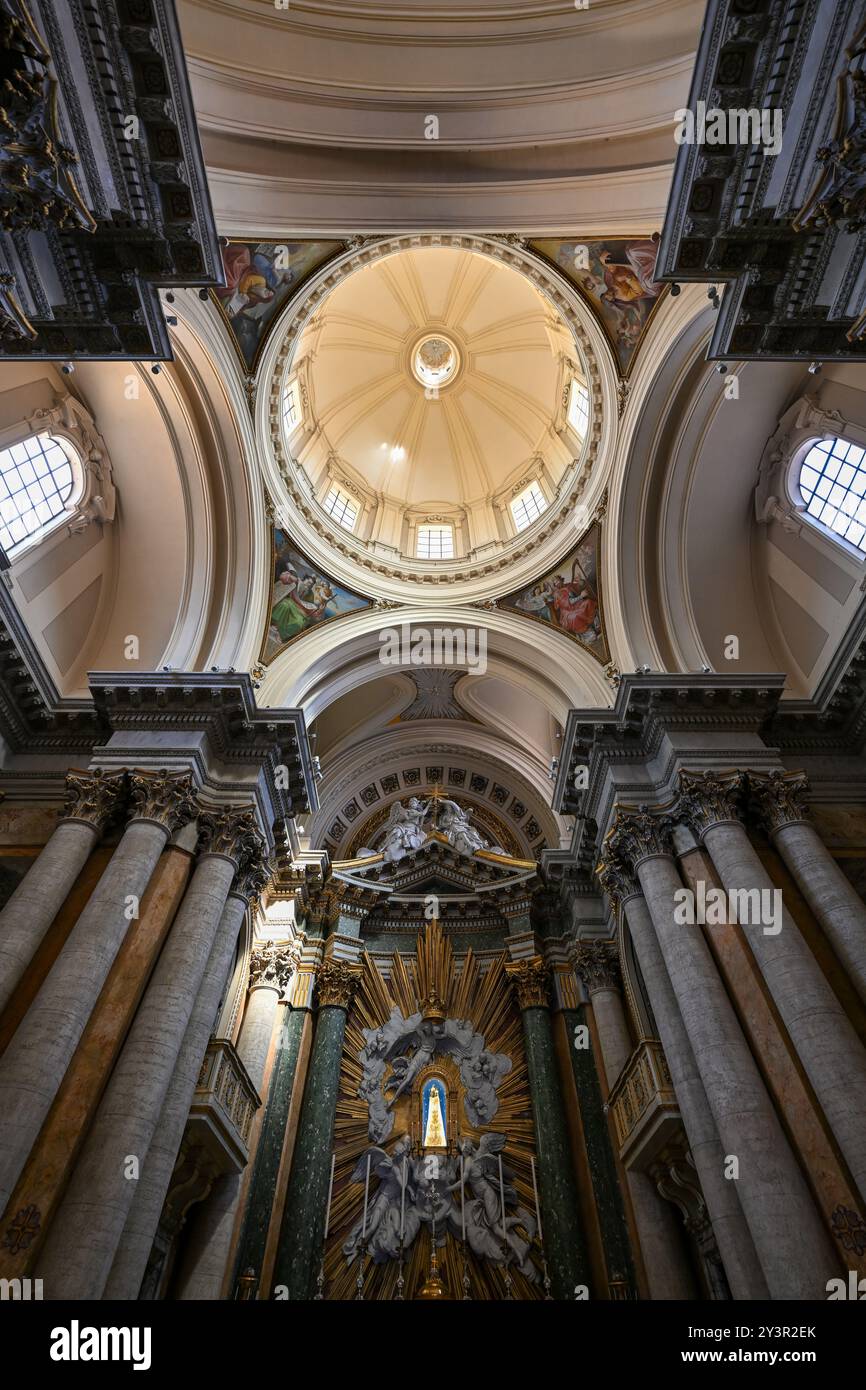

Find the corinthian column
[[507, 956, 589, 1299], [750, 769, 866, 1006], [571, 935, 704, 1300], [271, 958, 361, 1300], [0, 769, 125, 1017], [677, 769, 866, 1206], [37, 807, 265, 1299], [596, 857, 768, 1301], [104, 860, 269, 1300], [0, 770, 196, 1215], [175, 938, 301, 1301], [607, 807, 836, 1299]]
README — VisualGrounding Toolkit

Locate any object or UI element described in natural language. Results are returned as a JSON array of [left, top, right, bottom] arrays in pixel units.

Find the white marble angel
[[381, 796, 430, 861], [453, 1134, 538, 1280], [342, 1135, 418, 1264], [436, 799, 508, 856]]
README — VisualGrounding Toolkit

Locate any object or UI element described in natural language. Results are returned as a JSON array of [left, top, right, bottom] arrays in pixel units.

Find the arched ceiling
[[179, 0, 702, 231], [294, 246, 573, 510]]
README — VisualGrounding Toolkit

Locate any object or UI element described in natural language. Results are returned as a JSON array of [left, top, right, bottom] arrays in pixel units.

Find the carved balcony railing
[[187, 1038, 260, 1176], [607, 1038, 681, 1168]]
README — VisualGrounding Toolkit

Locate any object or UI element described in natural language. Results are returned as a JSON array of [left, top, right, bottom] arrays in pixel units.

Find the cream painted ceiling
[[295, 247, 568, 507]]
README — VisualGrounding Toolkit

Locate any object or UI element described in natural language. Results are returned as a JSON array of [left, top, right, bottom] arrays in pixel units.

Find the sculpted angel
[[343, 1136, 418, 1264], [381, 797, 430, 861], [453, 1134, 538, 1280]]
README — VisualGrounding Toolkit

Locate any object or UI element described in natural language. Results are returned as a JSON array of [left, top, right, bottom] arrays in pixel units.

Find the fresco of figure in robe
[[215, 239, 343, 369], [530, 236, 663, 374], [263, 532, 370, 662], [499, 522, 609, 663]]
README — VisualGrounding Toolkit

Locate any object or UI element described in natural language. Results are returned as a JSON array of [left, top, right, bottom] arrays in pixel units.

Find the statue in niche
[[358, 1005, 511, 1142], [343, 1134, 417, 1264], [422, 1078, 447, 1147], [454, 1134, 539, 1280]]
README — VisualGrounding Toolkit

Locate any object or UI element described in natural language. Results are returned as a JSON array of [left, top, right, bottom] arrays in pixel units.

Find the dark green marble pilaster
[[231, 1004, 307, 1294], [271, 1001, 349, 1299], [562, 1005, 637, 1296], [521, 1003, 590, 1299]]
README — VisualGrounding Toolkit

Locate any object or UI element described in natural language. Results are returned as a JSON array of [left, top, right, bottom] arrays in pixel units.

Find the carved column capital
[[506, 955, 550, 1010], [315, 958, 361, 1010], [749, 769, 810, 835], [596, 848, 641, 906], [606, 806, 673, 873], [249, 939, 302, 993], [61, 768, 126, 831], [128, 770, 197, 835], [676, 769, 745, 840], [233, 854, 271, 905], [571, 940, 621, 995], [198, 806, 264, 871]]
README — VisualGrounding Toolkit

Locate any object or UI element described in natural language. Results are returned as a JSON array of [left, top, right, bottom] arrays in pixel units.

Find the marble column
[[103, 870, 265, 1300], [0, 770, 126, 1018], [175, 939, 300, 1300], [37, 807, 263, 1298], [678, 769, 866, 1206], [0, 838, 194, 1283], [571, 939, 701, 1300], [595, 869, 769, 1301], [608, 809, 837, 1299], [750, 769, 866, 1006], [506, 956, 589, 1300], [271, 958, 361, 1300], [0, 770, 196, 1215]]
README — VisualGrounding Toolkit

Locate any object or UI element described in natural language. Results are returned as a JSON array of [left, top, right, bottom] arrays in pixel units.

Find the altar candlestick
[[497, 1153, 506, 1238], [361, 1152, 372, 1239], [323, 1153, 336, 1241], [400, 1155, 407, 1243], [460, 1152, 466, 1242], [530, 1156, 543, 1244]]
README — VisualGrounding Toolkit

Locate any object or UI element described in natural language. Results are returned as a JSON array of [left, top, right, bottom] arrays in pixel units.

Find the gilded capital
[[316, 958, 362, 1010], [676, 769, 745, 839], [606, 806, 673, 873], [506, 955, 550, 1010], [749, 769, 810, 835], [61, 768, 126, 831], [249, 938, 302, 992], [572, 940, 621, 995], [128, 770, 197, 834]]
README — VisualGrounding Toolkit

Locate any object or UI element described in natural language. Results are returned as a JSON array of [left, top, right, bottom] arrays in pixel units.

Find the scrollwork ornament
[[506, 956, 550, 1010], [749, 769, 810, 835], [606, 807, 673, 872], [128, 770, 197, 835], [61, 767, 126, 831], [198, 806, 264, 869], [316, 959, 362, 1010], [571, 940, 621, 994], [676, 770, 745, 839]]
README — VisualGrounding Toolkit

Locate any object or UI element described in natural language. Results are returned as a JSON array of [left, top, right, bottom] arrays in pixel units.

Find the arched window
[[417, 523, 454, 559], [0, 432, 81, 556], [796, 436, 866, 554]]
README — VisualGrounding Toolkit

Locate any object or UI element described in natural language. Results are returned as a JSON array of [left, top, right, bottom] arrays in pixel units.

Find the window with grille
[[323, 485, 359, 532], [511, 480, 548, 532], [417, 524, 454, 559], [568, 379, 590, 439], [797, 436, 866, 553], [282, 378, 303, 435], [0, 433, 79, 556]]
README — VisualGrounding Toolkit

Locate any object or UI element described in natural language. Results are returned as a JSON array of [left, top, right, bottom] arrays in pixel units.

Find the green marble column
[[509, 957, 590, 1299], [562, 1004, 638, 1296], [271, 960, 360, 1299], [231, 1002, 308, 1294]]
